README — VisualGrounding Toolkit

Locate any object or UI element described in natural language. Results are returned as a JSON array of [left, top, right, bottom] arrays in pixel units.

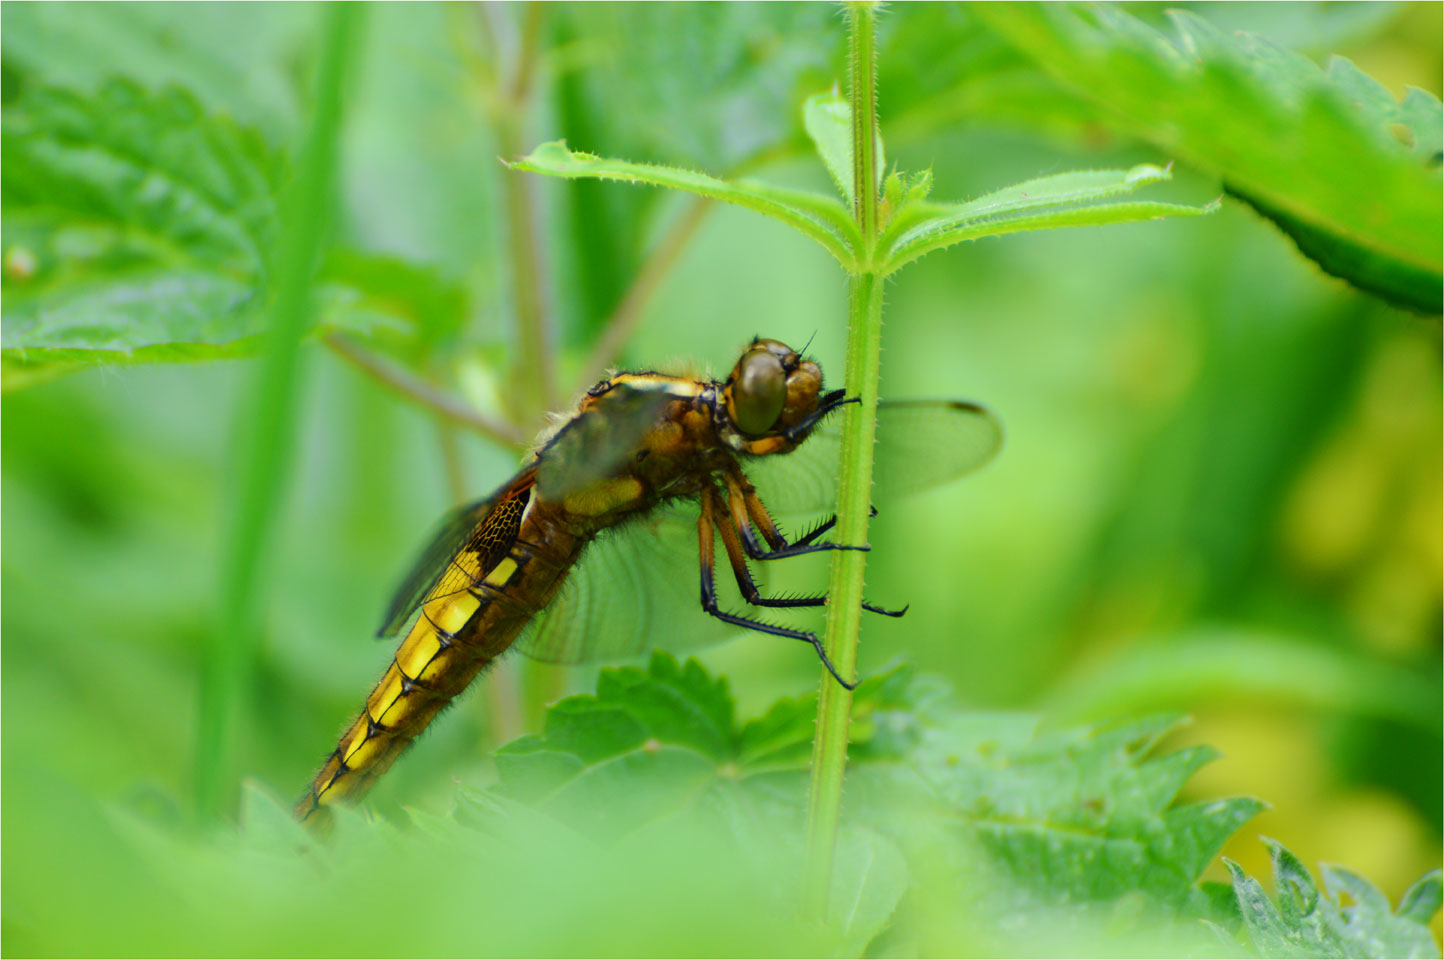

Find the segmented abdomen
[[295, 520, 584, 825]]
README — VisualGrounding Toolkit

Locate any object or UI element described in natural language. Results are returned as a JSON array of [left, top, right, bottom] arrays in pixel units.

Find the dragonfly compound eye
[[730, 346, 788, 436]]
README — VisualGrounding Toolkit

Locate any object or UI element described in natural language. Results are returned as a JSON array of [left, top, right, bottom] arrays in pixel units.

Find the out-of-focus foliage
[[5, 655, 1431, 957], [544, 3, 839, 343], [1221, 839, 1443, 958], [0, 79, 468, 381], [2, 2, 1439, 957], [977, 4, 1443, 313]]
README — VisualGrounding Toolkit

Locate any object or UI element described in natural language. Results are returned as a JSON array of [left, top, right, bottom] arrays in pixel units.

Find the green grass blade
[[194, 2, 363, 822]]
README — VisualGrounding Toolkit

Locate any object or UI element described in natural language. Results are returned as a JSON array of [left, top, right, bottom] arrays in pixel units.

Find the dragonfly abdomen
[[296, 516, 587, 824]]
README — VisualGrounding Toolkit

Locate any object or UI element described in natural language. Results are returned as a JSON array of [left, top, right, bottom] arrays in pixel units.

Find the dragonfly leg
[[784, 391, 858, 443], [711, 485, 828, 610], [724, 469, 868, 561], [724, 480, 907, 616], [698, 487, 856, 689], [789, 504, 881, 548]]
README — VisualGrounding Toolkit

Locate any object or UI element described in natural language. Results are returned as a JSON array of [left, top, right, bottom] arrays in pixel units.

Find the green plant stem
[[805, 1, 884, 918], [323, 334, 527, 448], [488, 1, 558, 425], [194, 2, 362, 823]]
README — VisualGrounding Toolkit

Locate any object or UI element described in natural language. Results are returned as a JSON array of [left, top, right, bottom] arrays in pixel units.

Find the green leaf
[[803, 90, 854, 203], [1226, 841, 1443, 959], [1, 79, 469, 382], [802, 90, 885, 207], [879, 161, 1192, 268], [507, 140, 859, 268], [976, 4, 1443, 314], [492, 658, 1263, 919], [884, 196, 1217, 275], [1398, 872, 1444, 927], [1227, 181, 1441, 315], [1, 79, 281, 371], [828, 827, 910, 955], [1401, 88, 1444, 159], [891, 712, 1264, 908], [1226, 858, 1308, 958]]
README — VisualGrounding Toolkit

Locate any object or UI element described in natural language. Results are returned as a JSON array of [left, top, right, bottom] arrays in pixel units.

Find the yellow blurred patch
[[563, 476, 644, 517]]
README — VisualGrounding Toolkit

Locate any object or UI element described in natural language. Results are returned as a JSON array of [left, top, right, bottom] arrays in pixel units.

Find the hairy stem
[[195, 3, 363, 823], [805, 1, 885, 916]]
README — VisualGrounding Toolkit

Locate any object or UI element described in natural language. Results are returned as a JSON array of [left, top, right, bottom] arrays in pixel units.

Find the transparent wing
[[376, 473, 532, 638], [535, 385, 673, 501], [513, 399, 1001, 664], [746, 399, 1003, 517], [515, 499, 752, 664]]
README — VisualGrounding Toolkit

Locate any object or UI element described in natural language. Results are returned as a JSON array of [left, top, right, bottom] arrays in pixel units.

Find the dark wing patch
[[377, 473, 533, 638], [536, 385, 673, 501]]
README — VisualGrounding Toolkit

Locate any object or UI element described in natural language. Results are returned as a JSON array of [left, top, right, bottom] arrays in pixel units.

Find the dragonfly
[[296, 338, 1001, 823]]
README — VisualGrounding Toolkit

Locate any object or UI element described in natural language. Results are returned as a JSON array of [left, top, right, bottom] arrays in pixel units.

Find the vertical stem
[[805, 1, 884, 917], [491, 2, 558, 425], [195, 2, 362, 823]]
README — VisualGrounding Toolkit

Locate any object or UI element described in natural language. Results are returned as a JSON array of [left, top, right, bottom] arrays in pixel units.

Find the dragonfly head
[[723, 338, 826, 449]]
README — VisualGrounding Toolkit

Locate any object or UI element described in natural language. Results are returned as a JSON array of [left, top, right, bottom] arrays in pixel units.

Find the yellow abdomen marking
[[341, 721, 386, 769], [483, 556, 519, 588], [367, 670, 405, 723]]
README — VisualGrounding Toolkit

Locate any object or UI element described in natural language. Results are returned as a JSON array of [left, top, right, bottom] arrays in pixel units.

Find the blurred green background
[[2, 0, 1439, 946]]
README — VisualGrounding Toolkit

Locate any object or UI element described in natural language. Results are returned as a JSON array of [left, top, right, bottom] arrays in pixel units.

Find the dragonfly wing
[[745, 399, 1003, 517], [535, 385, 673, 501], [515, 499, 748, 664], [376, 471, 534, 638]]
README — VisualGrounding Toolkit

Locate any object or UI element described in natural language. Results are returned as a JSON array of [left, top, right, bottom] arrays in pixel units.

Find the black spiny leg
[[697, 487, 856, 690], [726, 476, 907, 618], [722, 472, 867, 562], [783, 391, 858, 443]]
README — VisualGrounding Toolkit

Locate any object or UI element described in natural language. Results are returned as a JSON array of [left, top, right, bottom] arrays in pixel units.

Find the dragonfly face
[[296, 338, 1002, 823], [720, 337, 830, 448]]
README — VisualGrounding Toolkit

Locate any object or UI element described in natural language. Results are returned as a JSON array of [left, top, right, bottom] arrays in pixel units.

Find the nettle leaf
[[491, 655, 945, 835], [1, 79, 467, 384], [977, 4, 1443, 314], [881, 163, 1216, 273], [507, 140, 860, 268], [1223, 840, 1442, 959], [488, 654, 1263, 934], [887, 712, 1265, 909], [1, 81, 281, 368]]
